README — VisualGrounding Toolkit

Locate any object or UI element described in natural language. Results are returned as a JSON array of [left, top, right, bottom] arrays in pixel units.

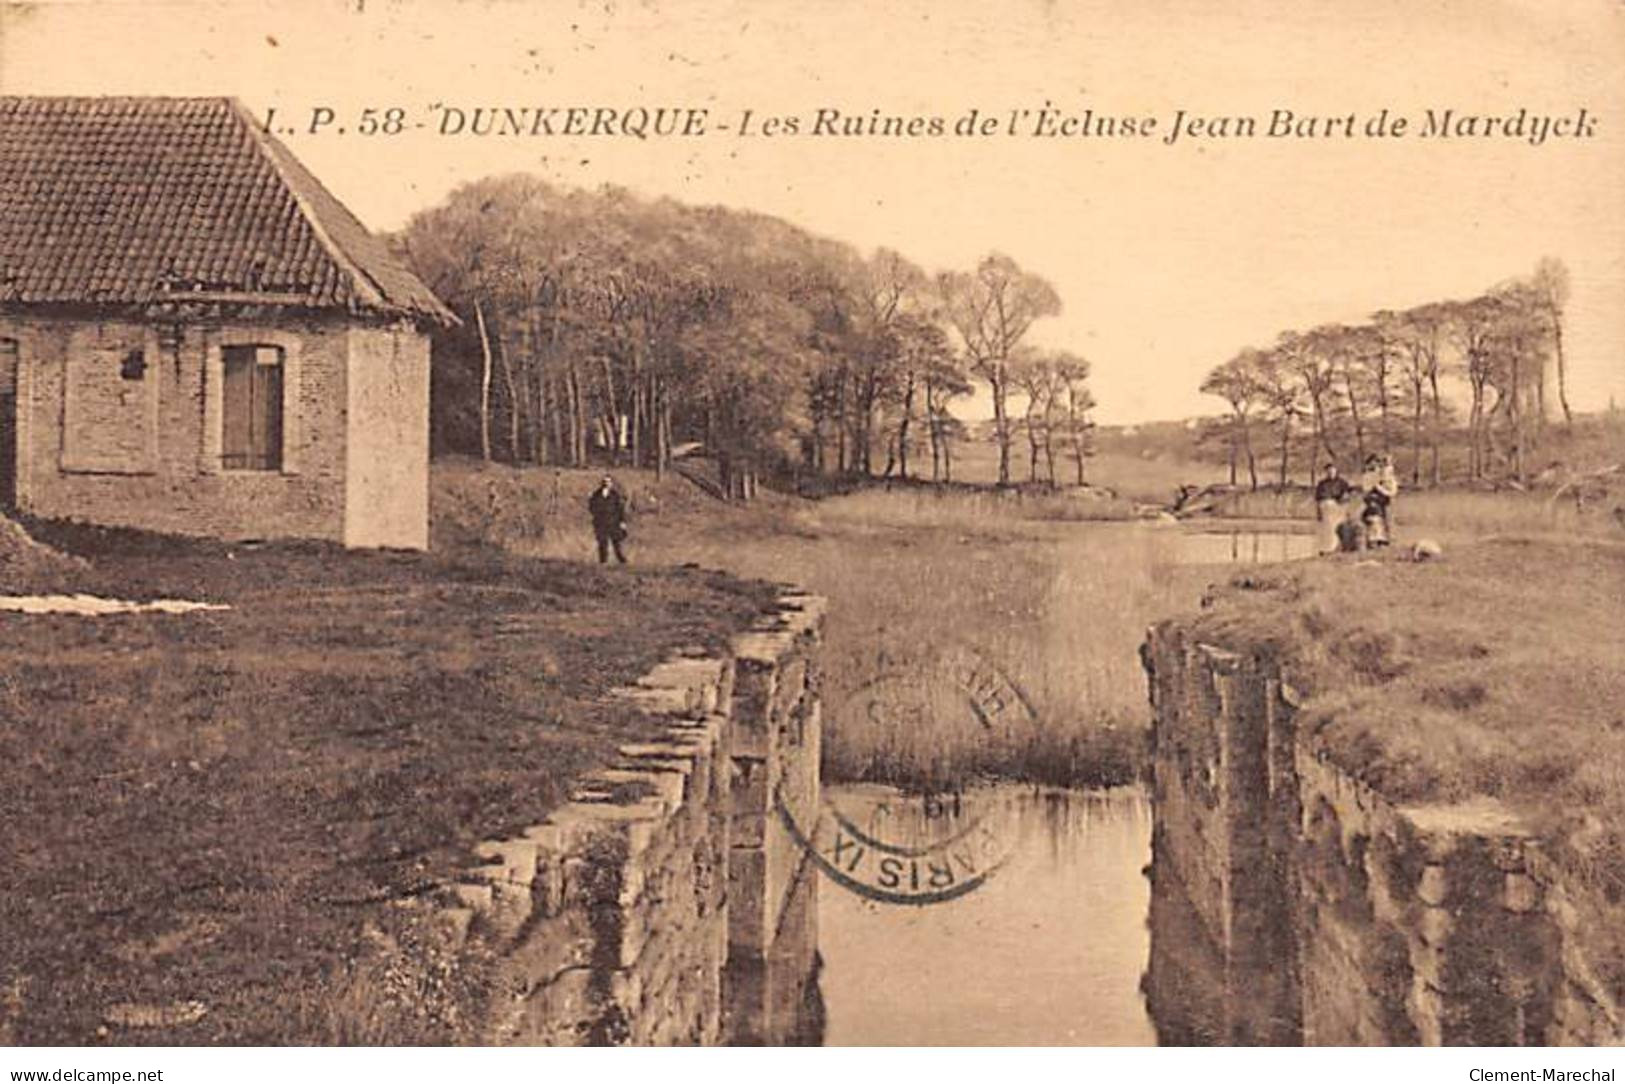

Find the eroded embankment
[[1142, 540, 1625, 1046]]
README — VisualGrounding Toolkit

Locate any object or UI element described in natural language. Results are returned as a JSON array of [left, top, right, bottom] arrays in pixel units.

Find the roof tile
[[0, 96, 454, 324]]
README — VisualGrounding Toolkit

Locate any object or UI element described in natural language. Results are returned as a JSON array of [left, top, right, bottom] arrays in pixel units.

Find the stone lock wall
[[431, 591, 825, 1046], [1143, 622, 1623, 1047]]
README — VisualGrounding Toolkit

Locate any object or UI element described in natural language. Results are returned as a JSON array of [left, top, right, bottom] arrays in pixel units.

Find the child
[[1361, 489, 1389, 547]]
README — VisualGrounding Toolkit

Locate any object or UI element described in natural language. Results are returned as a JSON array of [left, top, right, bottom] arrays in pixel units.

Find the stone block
[[773, 658, 808, 716], [639, 657, 726, 694], [1409, 941, 1445, 992], [1489, 838, 1528, 872], [733, 810, 767, 850], [432, 906, 475, 950], [1417, 865, 1448, 906], [1418, 905, 1453, 947], [530, 849, 567, 918], [614, 902, 651, 969], [584, 767, 686, 811], [1504, 873, 1540, 913], [453, 882, 493, 912], [1406, 981, 1445, 1046], [472, 838, 539, 888], [731, 665, 780, 757], [728, 847, 770, 954], [618, 739, 706, 768], [486, 881, 535, 943], [609, 968, 644, 1016], [775, 592, 827, 635], [611, 685, 700, 718], [524, 968, 596, 1046], [731, 755, 774, 818], [501, 909, 596, 992], [1546, 886, 1581, 929]]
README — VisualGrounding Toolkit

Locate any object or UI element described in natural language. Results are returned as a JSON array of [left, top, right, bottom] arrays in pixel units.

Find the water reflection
[[814, 785, 1154, 1045], [1174, 529, 1316, 565], [725, 846, 826, 1046]]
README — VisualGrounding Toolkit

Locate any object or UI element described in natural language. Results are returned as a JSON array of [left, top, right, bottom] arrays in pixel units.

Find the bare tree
[[1199, 350, 1263, 489], [847, 249, 928, 474], [1378, 305, 1447, 486], [1449, 294, 1501, 481], [1281, 328, 1341, 471], [1013, 350, 1058, 485], [937, 254, 1062, 486], [885, 314, 953, 481], [1530, 257, 1573, 425], [1482, 283, 1551, 484], [922, 347, 972, 483], [1252, 348, 1304, 486], [1052, 353, 1097, 486]]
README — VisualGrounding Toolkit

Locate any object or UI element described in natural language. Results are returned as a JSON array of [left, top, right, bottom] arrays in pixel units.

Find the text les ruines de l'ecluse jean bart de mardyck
[[260, 103, 1600, 147]]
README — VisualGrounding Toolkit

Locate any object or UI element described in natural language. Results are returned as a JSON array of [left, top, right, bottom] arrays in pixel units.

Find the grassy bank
[[1184, 537, 1625, 988], [436, 459, 1212, 792], [0, 521, 774, 1045], [942, 437, 1226, 505], [1182, 484, 1623, 542]]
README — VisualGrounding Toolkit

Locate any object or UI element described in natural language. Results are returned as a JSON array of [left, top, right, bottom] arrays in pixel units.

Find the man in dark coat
[[588, 475, 628, 564]]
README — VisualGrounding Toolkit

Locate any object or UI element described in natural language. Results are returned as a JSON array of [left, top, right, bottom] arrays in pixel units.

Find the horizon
[[3, 0, 1622, 425]]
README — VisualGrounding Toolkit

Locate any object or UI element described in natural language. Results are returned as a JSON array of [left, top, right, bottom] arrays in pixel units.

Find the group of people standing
[[1314, 453, 1400, 555]]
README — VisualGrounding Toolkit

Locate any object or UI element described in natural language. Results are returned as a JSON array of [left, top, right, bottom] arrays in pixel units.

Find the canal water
[[1175, 527, 1317, 565], [815, 785, 1155, 1045], [806, 528, 1310, 1045]]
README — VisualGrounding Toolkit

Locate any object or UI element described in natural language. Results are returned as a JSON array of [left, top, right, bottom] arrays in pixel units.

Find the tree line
[[1197, 258, 1573, 489], [395, 175, 1093, 495]]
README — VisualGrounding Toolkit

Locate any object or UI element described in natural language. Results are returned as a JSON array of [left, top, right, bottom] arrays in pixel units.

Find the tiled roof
[[0, 96, 455, 324]]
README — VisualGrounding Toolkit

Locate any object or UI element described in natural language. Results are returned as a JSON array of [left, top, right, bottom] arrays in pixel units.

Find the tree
[[1449, 294, 1501, 481], [1199, 350, 1263, 489], [1377, 305, 1448, 486], [1252, 348, 1304, 486], [1013, 350, 1060, 485], [1192, 263, 1562, 491], [921, 344, 973, 483], [1282, 328, 1343, 471], [885, 314, 953, 481], [847, 250, 928, 475], [1051, 352, 1097, 486], [1529, 257, 1573, 425], [399, 179, 1090, 497], [1480, 283, 1550, 484], [937, 254, 1062, 486]]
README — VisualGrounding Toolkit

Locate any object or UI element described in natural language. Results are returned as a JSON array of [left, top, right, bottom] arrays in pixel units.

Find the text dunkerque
[[262, 104, 1600, 147]]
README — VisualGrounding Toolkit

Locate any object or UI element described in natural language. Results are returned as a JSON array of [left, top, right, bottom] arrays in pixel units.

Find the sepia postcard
[[0, 0, 1622, 1070]]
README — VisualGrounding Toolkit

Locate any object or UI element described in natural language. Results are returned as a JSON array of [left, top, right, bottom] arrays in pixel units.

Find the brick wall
[[1143, 622, 1623, 1047], [344, 324, 429, 549], [0, 310, 431, 548], [430, 592, 825, 1046]]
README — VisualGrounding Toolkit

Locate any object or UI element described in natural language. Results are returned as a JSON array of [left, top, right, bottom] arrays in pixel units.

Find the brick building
[[0, 96, 456, 549]]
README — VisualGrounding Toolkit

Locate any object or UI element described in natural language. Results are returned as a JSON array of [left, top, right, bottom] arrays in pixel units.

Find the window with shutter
[[222, 345, 284, 470]]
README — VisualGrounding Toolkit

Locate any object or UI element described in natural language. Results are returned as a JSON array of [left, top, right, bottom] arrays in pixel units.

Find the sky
[[2, 0, 1622, 424]]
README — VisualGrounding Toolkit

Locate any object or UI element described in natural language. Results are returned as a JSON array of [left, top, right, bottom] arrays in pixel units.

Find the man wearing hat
[[587, 474, 629, 564]]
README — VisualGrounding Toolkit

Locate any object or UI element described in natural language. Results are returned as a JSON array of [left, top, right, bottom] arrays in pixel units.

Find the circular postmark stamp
[[776, 643, 1036, 905]]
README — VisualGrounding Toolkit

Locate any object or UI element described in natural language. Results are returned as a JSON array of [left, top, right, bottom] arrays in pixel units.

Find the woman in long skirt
[[1313, 463, 1353, 554]]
